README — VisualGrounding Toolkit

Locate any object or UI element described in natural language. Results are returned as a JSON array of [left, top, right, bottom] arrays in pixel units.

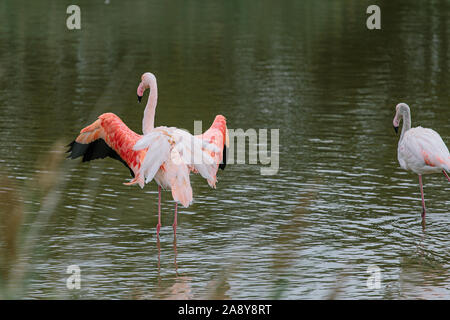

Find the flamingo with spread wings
[[67, 72, 228, 237], [393, 103, 450, 219]]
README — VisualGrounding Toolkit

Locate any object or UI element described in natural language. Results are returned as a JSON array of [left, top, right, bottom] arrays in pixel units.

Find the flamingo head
[[137, 72, 157, 103], [393, 103, 409, 134]]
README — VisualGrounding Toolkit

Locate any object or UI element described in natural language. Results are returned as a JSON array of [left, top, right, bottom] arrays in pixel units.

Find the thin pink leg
[[419, 175, 426, 219], [173, 202, 178, 235], [443, 170, 450, 182], [156, 185, 162, 237]]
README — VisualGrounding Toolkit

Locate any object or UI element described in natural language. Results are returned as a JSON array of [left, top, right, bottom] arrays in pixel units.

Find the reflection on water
[[0, 0, 449, 299]]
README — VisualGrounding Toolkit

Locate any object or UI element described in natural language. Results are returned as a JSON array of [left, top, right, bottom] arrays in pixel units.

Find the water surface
[[0, 0, 449, 299]]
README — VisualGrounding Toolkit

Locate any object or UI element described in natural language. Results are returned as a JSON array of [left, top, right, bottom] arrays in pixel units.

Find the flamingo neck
[[399, 108, 411, 142], [142, 79, 158, 135]]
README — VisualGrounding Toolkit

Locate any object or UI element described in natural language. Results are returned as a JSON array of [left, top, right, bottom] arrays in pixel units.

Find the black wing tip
[[66, 139, 135, 178], [66, 140, 89, 160], [219, 145, 227, 170], [66, 140, 75, 151], [66, 140, 76, 158]]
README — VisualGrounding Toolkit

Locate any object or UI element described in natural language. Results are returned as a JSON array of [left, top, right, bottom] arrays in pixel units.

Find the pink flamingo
[[393, 103, 450, 219], [67, 72, 228, 236]]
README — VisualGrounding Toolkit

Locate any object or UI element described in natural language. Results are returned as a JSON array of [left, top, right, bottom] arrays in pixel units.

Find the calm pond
[[0, 0, 448, 299]]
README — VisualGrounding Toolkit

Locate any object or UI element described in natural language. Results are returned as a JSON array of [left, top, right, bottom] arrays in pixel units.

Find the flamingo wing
[[67, 115, 138, 178], [400, 127, 450, 172], [134, 126, 219, 186], [134, 126, 206, 207], [196, 115, 229, 171], [133, 129, 172, 183], [171, 128, 220, 185], [66, 139, 135, 178]]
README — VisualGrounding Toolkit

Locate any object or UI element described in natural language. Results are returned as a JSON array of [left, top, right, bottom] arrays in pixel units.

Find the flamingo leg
[[156, 185, 162, 237], [419, 175, 426, 219], [443, 170, 450, 182], [173, 202, 178, 235]]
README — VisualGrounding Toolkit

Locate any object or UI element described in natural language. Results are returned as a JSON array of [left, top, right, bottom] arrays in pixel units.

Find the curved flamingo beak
[[137, 81, 145, 103], [393, 115, 400, 134]]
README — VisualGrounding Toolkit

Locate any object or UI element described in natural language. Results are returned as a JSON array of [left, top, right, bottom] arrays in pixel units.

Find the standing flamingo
[[67, 72, 228, 237], [393, 103, 450, 219]]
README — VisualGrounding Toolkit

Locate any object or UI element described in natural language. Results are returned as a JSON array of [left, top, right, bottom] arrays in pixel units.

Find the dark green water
[[0, 0, 448, 299]]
